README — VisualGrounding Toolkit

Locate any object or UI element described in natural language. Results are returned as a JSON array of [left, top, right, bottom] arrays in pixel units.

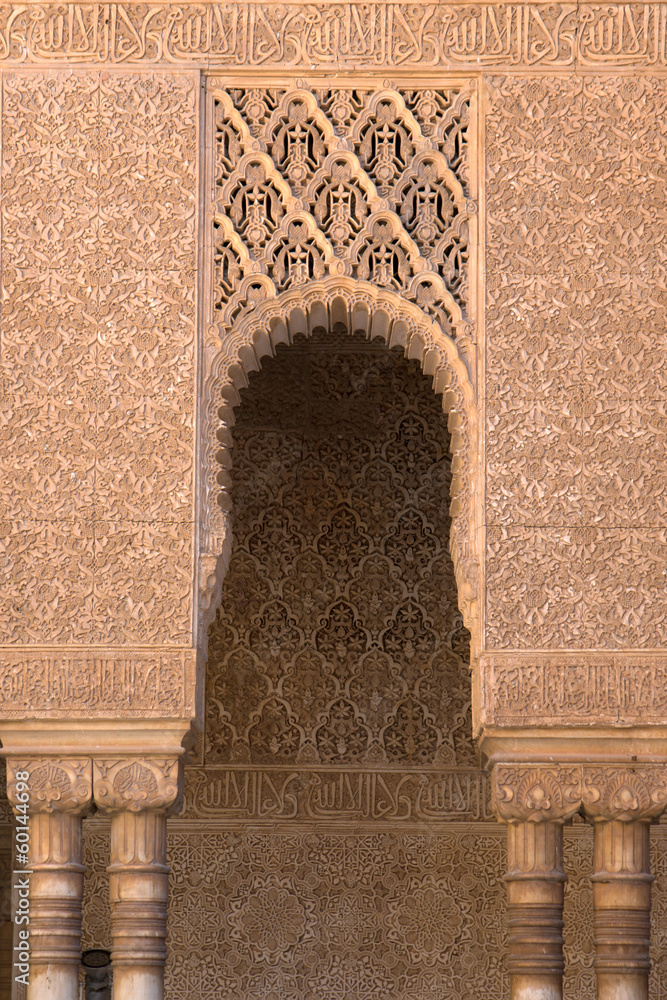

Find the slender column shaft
[[93, 757, 181, 1000], [108, 810, 169, 1000], [26, 812, 85, 1000], [6, 759, 92, 1000], [505, 820, 566, 1000], [592, 819, 652, 1000], [492, 764, 583, 1000]]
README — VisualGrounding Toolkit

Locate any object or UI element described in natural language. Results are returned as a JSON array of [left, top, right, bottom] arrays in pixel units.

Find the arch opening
[[198, 280, 480, 662], [175, 319, 502, 1000], [204, 322, 475, 769]]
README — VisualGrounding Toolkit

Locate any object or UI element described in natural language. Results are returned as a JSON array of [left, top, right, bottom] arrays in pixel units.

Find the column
[[582, 767, 667, 1000], [93, 757, 182, 1000], [6, 758, 93, 1000], [492, 765, 583, 1000]]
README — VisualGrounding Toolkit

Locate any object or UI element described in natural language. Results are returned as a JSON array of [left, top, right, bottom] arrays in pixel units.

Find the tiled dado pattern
[[79, 822, 667, 1000], [0, 71, 197, 645], [485, 75, 667, 649]]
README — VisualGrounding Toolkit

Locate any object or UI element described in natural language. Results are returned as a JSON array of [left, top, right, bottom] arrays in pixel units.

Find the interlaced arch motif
[[267, 93, 333, 194], [209, 82, 476, 348], [309, 153, 376, 253], [353, 94, 420, 196], [202, 80, 480, 656]]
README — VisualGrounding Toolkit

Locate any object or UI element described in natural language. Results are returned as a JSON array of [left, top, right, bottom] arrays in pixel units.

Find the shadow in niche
[[205, 323, 474, 768], [168, 325, 518, 1000]]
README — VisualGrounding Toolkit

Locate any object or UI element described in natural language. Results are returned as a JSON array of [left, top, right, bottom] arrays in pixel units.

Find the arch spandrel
[[197, 279, 482, 673]]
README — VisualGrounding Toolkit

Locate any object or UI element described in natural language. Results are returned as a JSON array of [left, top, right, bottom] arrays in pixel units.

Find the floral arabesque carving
[[485, 75, 667, 654], [582, 767, 667, 822], [492, 764, 667, 824], [6, 757, 93, 814], [93, 757, 182, 814], [492, 765, 583, 824], [0, 70, 197, 650]]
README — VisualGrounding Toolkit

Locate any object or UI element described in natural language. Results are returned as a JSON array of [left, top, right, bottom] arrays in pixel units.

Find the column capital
[[491, 764, 583, 824], [582, 765, 667, 822], [93, 757, 182, 815], [6, 757, 92, 815]]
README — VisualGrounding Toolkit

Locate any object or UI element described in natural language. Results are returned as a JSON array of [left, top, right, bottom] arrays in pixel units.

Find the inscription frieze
[[2, 4, 667, 68], [481, 653, 667, 726], [181, 767, 493, 822], [0, 649, 197, 717]]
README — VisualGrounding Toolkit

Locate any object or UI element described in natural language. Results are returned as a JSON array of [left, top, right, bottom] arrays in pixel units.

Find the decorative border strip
[[480, 652, 667, 726], [1, 3, 667, 68], [181, 767, 493, 821], [0, 648, 197, 717]]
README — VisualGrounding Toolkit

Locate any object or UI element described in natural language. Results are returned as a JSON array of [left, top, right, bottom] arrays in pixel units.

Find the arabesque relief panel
[[79, 821, 667, 1000], [482, 73, 667, 729], [0, 70, 198, 711], [486, 74, 667, 648]]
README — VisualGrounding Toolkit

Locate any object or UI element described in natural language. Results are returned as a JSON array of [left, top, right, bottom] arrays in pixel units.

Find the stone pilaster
[[6, 758, 93, 1000], [492, 765, 582, 1000], [582, 767, 667, 1000], [93, 757, 182, 1000]]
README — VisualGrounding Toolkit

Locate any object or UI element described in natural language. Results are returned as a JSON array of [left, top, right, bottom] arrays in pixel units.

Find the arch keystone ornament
[[6, 758, 93, 1000], [93, 758, 183, 1000]]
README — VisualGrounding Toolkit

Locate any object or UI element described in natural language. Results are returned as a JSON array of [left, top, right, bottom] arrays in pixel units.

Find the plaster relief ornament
[[200, 81, 481, 657], [6, 758, 93, 814], [93, 757, 182, 813]]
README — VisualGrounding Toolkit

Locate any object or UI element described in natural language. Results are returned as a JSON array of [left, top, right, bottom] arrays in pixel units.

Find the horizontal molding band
[[0, 4, 667, 69]]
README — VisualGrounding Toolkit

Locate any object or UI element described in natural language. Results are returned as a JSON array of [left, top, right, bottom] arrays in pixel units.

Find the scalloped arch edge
[[198, 278, 481, 659]]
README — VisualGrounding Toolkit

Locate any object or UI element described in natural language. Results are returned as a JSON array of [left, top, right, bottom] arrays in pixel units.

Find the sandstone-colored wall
[[0, 70, 197, 648], [486, 76, 667, 649]]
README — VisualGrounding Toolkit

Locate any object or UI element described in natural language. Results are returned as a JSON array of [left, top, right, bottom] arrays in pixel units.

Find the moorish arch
[[173, 310, 488, 997], [198, 279, 482, 668]]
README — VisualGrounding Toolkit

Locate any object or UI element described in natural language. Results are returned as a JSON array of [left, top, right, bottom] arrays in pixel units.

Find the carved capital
[[492, 765, 582, 824], [582, 765, 667, 822], [6, 758, 92, 815], [93, 757, 182, 815]]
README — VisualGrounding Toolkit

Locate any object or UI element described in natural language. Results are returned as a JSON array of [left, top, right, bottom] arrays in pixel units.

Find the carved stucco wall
[[77, 330, 667, 998], [481, 74, 667, 727], [79, 821, 667, 999], [6, 64, 667, 731], [0, 69, 199, 716]]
